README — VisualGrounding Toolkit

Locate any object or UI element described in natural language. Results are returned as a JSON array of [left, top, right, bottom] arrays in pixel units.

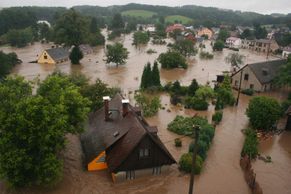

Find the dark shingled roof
[[248, 59, 287, 84], [81, 94, 176, 172], [46, 47, 69, 61]]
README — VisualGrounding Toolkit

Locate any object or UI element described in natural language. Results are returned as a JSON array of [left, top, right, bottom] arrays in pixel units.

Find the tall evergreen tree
[[140, 65, 147, 89], [188, 79, 199, 96], [69, 46, 83, 64], [152, 61, 161, 87], [140, 62, 152, 89]]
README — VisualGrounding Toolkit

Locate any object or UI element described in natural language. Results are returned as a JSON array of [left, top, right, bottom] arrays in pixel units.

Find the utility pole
[[188, 125, 200, 194], [266, 41, 271, 60], [236, 69, 243, 106]]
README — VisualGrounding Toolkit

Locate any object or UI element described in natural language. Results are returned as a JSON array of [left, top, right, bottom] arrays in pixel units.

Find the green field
[[165, 15, 193, 24], [121, 10, 156, 18]]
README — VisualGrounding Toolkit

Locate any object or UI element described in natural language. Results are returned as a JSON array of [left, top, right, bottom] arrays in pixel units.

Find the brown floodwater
[[1, 32, 290, 194]]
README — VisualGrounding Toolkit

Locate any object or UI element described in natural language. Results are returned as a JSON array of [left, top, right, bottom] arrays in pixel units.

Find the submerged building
[[81, 94, 176, 182]]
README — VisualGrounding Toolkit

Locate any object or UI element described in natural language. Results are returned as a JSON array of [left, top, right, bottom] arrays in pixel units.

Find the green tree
[[6, 28, 33, 47], [217, 29, 230, 42], [69, 46, 84, 64], [152, 61, 161, 87], [195, 86, 215, 100], [225, 53, 245, 69], [212, 40, 224, 51], [140, 62, 152, 89], [133, 31, 150, 46], [171, 39, 197, 57], [53, 9, 87, 46], [0, 51, 21, 78], [246, 96, 282, 130], [155, 23, 166, 38], [188, 79, 199, 96], [106, 43, 129, 67], [274, 59, 291, 86], [158, 51, 187, 69], [254, 23, 267, 39], [0, 75, 90, 187], [110, 13, 124, 30], [37, 74, 91, 133], [240, 29, 254, 40], [80, 78, 117, 111]]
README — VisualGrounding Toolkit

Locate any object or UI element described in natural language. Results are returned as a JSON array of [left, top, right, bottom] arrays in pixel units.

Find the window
[[44, 54, 48, 59], [97, 155, 106, 163], [244, 74, 249, 81], [250, 84, 254, 89], [235, 80, 238, 87], [126, 170, 135, 180], [152, 166, 161, 175], [139, 148, 150, 158]]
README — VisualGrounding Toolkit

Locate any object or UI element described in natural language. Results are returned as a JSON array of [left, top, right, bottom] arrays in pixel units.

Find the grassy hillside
[[121, 10, 156, 18], [165, 15, 193, 24]]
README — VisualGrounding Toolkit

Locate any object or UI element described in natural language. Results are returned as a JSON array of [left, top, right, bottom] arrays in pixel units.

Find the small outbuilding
[[38, 47, 69, 64]]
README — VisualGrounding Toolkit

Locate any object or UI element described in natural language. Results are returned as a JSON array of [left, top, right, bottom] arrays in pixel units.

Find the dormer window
[[44, 53, 47, 59]]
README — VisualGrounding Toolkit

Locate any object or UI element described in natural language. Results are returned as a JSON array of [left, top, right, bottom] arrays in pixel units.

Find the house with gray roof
[[81, 94, 176, 182], [38, 47, 69, 64], [231, 59, 287, 92]]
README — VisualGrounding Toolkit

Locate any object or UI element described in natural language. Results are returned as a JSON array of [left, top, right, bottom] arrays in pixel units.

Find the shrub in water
[[175, 138, 182, 147], [212, 111, 223, 124], [179, 153, 203, 174], [241, 88, 254, 96], [241, 128, 259, 159]]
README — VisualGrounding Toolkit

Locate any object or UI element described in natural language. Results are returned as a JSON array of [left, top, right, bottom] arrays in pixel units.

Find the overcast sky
[[0, 0, 290, 14]]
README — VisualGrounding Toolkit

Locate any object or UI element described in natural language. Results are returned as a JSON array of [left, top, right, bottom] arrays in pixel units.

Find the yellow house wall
[[88, 151, 108, 171], [37, 51, 56, 64]]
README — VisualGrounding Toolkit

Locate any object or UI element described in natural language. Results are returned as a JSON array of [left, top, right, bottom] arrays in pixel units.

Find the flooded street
[[1, 32, 291, 194]]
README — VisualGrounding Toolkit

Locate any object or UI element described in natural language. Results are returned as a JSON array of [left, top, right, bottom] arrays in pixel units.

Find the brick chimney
[[103, 96, 111, 121], [122, 99, 129, 117]]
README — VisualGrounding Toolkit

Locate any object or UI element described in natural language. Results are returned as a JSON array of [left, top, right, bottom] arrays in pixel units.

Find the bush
[[175, 138, 182, 147], [215, 97, 224, 110], [158, 51, 187, 69], [241, 129, 258, 159], [170, 94, 182, 105], [246, 96, 282, 131], [146, 49, 157, 54], [134, 93, 161, 117], [241, 88, 254, 96], [184, 97, 209, 110], [168, 116, 215, 138], [216, 88, 236, 106], [195, 86, 215, 101], [212, 111, 223, 124], [213, 40, 224, 51], [179, 153, 203, 174], [199, 51, 214, 59]]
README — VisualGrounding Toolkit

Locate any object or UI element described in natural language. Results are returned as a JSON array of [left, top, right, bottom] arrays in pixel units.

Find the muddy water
[[1, 32, 289, 194]]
